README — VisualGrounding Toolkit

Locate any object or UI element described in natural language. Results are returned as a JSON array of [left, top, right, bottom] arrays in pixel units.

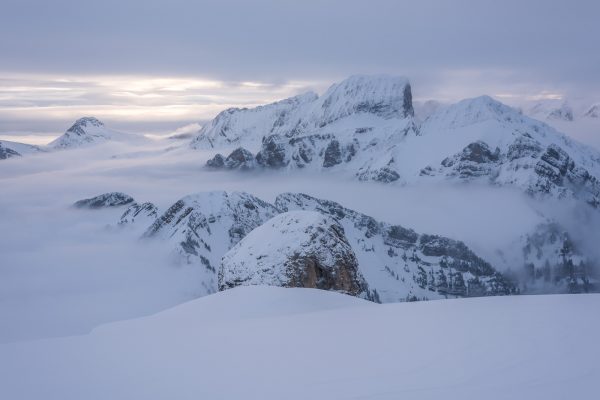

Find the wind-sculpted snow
[[220, 211, 369, 298], [275, 192, 514, 301], [3, 287, 597, 400]]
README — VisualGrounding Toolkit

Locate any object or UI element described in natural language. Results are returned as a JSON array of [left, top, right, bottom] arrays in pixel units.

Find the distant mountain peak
[[49, 116, 144, 149], [584, 104, 600, 118]]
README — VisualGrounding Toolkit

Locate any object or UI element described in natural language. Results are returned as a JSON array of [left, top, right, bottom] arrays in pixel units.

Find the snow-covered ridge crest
[[190, 74, 414, 150]]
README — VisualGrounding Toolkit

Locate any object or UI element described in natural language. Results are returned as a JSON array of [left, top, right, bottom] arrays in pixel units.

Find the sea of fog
[[1, 139, 598, 342]]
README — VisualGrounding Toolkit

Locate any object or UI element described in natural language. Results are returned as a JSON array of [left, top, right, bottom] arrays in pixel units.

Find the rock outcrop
[[219, 211, 369, 298]]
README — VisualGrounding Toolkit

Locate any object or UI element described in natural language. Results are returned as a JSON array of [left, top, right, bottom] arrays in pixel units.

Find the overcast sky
[[1, 0, 599, 142]]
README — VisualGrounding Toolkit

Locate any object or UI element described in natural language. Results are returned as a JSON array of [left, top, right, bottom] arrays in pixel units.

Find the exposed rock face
[[73, 192, 135, 209], [275, 192, 514, 301], [219, 211, 369, 298], [142, 191, 279, 295], [206, 153, 225, 168], [255, 135, 288, 168], [224, 148, 255, 169], [436, 141, 501, 179], [322, 140, 342, 168], [0, 142, 21, 159], [206, 148, 255, 170]]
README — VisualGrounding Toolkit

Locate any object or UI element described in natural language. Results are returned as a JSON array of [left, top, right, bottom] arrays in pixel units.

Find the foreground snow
[[1, 286, 598, 400]]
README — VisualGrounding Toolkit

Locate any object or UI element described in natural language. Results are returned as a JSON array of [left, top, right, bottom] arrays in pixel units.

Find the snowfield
[[0, 286, 598, 400]]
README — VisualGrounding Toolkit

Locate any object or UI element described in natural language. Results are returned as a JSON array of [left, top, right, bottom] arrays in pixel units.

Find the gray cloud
[[1, 0, 599, 141]]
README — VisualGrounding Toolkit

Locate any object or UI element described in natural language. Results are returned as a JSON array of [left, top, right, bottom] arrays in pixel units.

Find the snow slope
[[1, 286, 597, 400]]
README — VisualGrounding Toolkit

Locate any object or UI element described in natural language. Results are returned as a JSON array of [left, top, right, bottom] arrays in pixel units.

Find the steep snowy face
[[199, 75, 420, 183], [49, 117, 145, 149], [275, 193, 514, 302], [419, 97, 600, 207], [314, 74, 414, 124], [219, 211, 369, 298], [189, 92, 318, 150], [142, 191, 279, 295], [191, 75, 414, 151], [73, 192, 135, 209]]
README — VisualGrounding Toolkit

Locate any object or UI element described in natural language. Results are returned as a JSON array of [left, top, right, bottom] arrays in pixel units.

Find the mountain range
[[4, 74, 600, 300]]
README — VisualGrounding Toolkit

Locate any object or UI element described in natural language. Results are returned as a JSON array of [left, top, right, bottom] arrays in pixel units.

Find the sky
[[1, 0, 599, 143]]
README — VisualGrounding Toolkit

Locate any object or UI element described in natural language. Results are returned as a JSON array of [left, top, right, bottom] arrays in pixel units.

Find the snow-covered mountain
[[49, 117, 147, 149], [141, 191, 279, 295], [418, 96, 600, 207], [528, 100, 574, 122], [198, 76, 600, 209], [275, 192, 514, 301], [0, 140, 44, 160], [83, 190, 517, 302]]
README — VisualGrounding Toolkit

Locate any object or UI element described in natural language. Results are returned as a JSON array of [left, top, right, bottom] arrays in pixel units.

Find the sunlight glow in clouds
[[0, 72, 323, 141]]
